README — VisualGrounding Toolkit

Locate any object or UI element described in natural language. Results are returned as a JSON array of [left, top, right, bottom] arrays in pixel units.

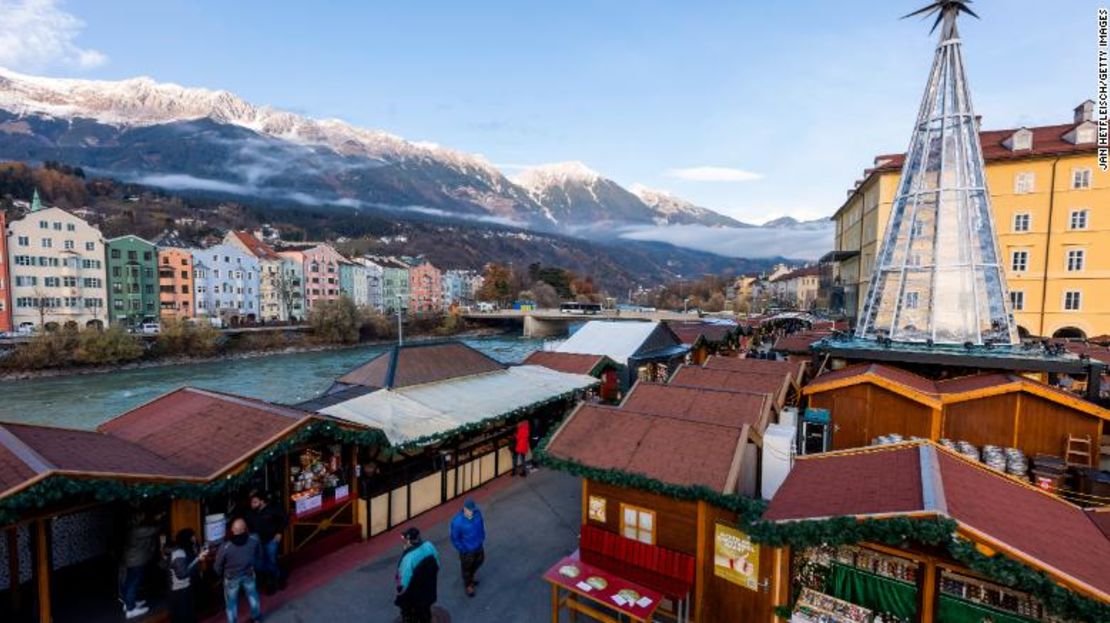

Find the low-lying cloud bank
[[618, 223, 833, 261]]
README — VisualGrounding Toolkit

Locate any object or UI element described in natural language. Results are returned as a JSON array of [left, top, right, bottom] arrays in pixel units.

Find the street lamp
[[397, 294, 404, 346], [683, 297, 691, 314]]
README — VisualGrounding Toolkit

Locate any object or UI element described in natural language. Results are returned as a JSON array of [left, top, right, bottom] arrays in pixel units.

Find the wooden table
[[542, 555, 663, 623]]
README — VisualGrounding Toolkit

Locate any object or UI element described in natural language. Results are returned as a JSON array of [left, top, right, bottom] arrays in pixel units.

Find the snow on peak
[[629, 183, 703, 216], [512, 161, 602, 191], [0, 66, 504, 178]]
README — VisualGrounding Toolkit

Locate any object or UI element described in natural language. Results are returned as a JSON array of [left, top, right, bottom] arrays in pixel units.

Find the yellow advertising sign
[[713, 523, 759, 590]]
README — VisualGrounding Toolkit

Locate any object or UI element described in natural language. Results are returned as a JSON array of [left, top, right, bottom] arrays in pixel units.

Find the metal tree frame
[[856, 1, 1018, 346]]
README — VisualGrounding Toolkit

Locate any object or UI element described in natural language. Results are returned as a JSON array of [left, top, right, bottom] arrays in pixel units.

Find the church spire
[[855, 1, 1017, 346], [30, 188, 42, 212]]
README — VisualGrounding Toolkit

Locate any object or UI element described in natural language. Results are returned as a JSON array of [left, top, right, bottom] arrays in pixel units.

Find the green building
[[105, 235, 159, 326]]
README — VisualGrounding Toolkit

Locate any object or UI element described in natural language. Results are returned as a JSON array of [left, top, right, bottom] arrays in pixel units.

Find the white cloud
[[665, 166, 763, 182], [618, 223, 833, 260], [0, 0, 107, 71]]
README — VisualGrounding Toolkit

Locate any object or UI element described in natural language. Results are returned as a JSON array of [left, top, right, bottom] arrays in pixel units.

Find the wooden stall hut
[[522, 351, 622, 402], [554, 321, 690, 390], [540, 386, 780, 622], [703, 356, 808, 398], [802, 364, 1110, 475], [771, 330, 831, 362], [302, 341, 597, 539], [669, 365, 796, 416], [667, 322, 738, 365], [760, 440, 1110, 623]]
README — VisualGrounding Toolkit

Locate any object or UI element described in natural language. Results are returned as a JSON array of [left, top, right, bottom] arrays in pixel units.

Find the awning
[[319, 365, 598, 446]]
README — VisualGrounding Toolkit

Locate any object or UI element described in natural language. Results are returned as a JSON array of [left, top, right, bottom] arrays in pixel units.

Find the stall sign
[[713, 523, 759, 590], [204, 513, 227, 543], [294, 493, 323, 517], [334, 484, 350, 502], [588, 495, 606, 522]]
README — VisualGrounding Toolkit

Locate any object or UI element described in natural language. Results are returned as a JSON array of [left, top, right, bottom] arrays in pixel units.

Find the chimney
[[1075, 100, 1095, 124]]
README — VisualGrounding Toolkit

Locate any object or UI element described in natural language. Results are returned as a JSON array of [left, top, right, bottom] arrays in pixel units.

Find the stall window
[[620, 503, 655, 544]]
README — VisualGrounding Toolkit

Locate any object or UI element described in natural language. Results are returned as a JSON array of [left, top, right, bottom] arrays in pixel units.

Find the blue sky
[[0, 0, 1099, 224]]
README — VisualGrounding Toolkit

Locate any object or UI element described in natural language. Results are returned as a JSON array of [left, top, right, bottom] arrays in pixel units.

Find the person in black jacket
[[165, 529, 208, 623], [247, 490, 287, 594], [394, 527, 439, 623]]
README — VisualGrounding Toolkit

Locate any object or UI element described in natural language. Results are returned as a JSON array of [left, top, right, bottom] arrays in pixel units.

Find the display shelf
[[938, 569, 1047, 621]]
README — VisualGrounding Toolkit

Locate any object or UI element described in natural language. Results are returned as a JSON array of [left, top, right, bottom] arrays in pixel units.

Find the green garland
[[946, 539, 1110, 623], [539, 417, 1109, 622], [0, 420, 388, 526], [0, 391, 584, 526], [535, 427, 766, 523]]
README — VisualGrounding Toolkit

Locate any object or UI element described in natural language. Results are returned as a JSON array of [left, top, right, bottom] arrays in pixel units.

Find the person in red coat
[[512, 419, 530, 477]]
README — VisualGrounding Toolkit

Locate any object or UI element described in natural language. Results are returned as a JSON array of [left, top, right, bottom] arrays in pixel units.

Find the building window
[[1010, 250, 1029, 272], [1066, 249, 1085, 272], [1064, 290, 1082, 311], [17, 236, 28, 246], [39, 221, 47, 229], [1012, 213, 1030, 232], [1014, 172, 1035, 194], [85, 242, 95, 251], [1069, 209, 1089, 230], [1072, 168, 1092, 189], [52, 222, 61, 231], [64, 240, 74, 250], [66, 223, 75, 232], [1010, 291, 1025, 311], [904, 291, 919, 309], [620, 504, 655, 545], [41, 238, 52, 248]]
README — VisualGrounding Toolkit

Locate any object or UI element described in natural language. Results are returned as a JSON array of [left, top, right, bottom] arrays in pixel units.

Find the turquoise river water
[[0, 335, 543, 430]]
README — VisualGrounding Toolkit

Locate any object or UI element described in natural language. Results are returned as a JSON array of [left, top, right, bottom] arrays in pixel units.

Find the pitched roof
[[703, 356, 806, 384], [1, 423, 190, 478], [874, 123, 1094, 172], [763, 442, 1110, 600], [772, 330, 831, 354], [228, 231, 280, 260], [667, 322, 735, 346], [98, 387, 313, 478], [805, 364, 1110, 419], [668, 366, 790, 411], [621, 382, 771, 431], [545, 404, 747, 492], [521, 351, 615, 377], [338, 342, 505, 389], [555, 321, 679, 364]]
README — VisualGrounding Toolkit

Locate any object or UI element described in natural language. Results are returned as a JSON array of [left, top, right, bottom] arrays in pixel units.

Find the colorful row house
[[156, 246, 194, 321], [189, 244, 260, 325], [104, 235, 159, 327]]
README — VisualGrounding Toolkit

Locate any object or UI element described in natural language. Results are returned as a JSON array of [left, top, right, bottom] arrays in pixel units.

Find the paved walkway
[[216, 468, 582, 623]]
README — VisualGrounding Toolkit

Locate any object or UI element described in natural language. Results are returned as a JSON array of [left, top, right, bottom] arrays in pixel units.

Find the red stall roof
[[763, 442, 1110, 601], [521, 351, 616, 377], [338, 341, 504, 389]]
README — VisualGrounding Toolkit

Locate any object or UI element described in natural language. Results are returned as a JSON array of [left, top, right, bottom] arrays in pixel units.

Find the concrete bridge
[[461, 308, 700, 338]]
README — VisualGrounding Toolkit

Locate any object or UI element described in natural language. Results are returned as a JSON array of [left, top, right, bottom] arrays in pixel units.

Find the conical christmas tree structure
[[856, 1, 1018, 346]]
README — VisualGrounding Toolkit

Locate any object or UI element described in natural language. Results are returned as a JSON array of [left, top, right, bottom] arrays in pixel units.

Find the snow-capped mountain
[[630, 184, 747, 227], [761, 216, 832, 230], [0, 67, 756, 236]]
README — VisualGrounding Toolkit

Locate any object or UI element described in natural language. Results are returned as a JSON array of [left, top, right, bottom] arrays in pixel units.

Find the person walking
[[394, 527, 439, 623], [449, 499, 485, 597], [246, 490, 287, 594], [512, 419, 530, 477], [166, 528, 208, 623], [120, 511, 160, 619], [215, 518, 262, 623]]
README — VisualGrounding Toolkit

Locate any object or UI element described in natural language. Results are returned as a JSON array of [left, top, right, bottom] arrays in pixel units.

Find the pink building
[[407, 260, 443, 314], [283, 244, 344, 312]]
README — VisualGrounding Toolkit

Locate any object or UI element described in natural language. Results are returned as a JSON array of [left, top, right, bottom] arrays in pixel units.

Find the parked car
[[138, 322, 161, 335], [476, 302, 496, 313]]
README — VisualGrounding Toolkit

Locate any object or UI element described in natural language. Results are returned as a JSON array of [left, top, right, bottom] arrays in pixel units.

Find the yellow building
[[825, 101, 1107, 339]]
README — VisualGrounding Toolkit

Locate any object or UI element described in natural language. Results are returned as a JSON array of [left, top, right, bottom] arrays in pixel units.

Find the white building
[[6, 204, 108, 330], [190, 244, 261, 324], [442, 269, 483, 309], [357, 257, 387, 311]]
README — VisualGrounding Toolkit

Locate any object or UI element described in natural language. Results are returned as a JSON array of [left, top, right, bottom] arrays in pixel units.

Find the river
[[0, 335, 543, 430]]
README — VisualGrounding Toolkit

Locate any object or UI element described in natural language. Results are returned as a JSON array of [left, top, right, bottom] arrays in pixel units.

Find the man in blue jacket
[[449, 498, 486, 597], [395, 527, 439, 623]]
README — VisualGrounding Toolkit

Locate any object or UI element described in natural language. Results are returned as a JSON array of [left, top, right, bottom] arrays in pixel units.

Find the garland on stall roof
[[534, 439, 767, 523], [946, 539, 1110, 623], [745, 515, 1110, 623], [0, 419, 389, 526]]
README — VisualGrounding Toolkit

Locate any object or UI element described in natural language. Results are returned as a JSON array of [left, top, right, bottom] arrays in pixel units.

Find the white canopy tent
[[319, 365, 597, 446]]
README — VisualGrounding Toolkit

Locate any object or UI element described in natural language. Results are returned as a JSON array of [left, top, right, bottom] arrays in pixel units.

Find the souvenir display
[[289, 445, 348, 516], [586, 576, 608, 590], [939, 570, 1047, 620], [558, 565, 581, 579]]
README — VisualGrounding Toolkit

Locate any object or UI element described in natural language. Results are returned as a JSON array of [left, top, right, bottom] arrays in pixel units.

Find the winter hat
[[402, 527, 421, 541], [463, 499, 477, 511]]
